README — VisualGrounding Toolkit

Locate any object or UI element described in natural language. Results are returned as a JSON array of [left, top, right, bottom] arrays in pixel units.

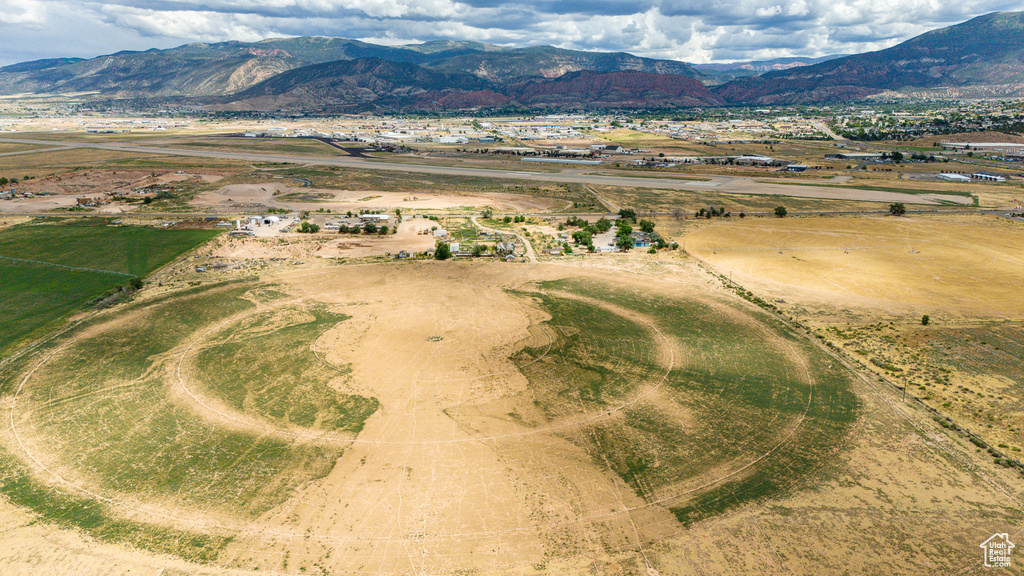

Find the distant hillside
[[714, 11, 1024, 104], [423, 46, 706, 84], [509, 70, 724, 108], [695, 56, 845, 84], [4, 11, 1022, 108], [215, 58, 495, 112], [0, 37, 705, 98], [214, 62, 721, 112]]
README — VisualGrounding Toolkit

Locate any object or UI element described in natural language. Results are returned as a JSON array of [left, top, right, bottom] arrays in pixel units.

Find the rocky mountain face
[[423, 46, 706, 84], [509, 70, 723, 108], [213, 62, 722, 112], [713, 11, 1024, 104], [1, 11, 1022, 108], [216, 58, 495, 112], [0, 37, 704, 98]]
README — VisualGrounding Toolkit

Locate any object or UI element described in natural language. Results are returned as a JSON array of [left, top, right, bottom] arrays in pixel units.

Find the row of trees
[[434, 242, 494, 260], [296, 221, 393, 234]]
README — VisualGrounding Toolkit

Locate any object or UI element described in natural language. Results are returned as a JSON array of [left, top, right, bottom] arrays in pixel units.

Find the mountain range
[[716, 11, 1024, 104], [1, 11, 1021, 110]]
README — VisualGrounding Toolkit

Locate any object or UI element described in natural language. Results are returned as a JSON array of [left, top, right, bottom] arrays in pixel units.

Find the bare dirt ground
[[3, 258, 1022, 575], [0, 168, 230, 213], [209, 219, 437, 259], [195, 182, 567, 213]]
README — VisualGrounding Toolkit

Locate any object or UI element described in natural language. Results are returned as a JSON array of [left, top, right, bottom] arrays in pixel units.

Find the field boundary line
[[0, 255, 135, 277]]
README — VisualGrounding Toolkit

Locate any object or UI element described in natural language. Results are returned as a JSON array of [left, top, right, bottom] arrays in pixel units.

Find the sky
[[0, 0, 1020, 66]]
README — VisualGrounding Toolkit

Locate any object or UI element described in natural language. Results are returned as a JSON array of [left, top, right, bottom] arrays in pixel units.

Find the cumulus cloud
[[0, 0, 48, 25], [0, 0, 1018, 66]]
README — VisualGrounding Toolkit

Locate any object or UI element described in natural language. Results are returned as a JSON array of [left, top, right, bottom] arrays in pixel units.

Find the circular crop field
[[4, 262, 857, 574]]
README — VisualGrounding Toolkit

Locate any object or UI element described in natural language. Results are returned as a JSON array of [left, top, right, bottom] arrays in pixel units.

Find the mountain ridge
[[713, 11, 1024, 104], [1, 12, 1022, 108]]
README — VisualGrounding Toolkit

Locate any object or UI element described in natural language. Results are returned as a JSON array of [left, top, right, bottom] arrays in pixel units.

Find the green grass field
[[21, 284, 351, 516], [511, 278, 859, 523], [0, 218, 219, 353], [0, 281, 377, 564], [195, 303, 378, 433]]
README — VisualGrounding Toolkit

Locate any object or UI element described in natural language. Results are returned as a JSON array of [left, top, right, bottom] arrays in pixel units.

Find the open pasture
[[0, 218, 219, 353], [0, 255, 1021, 574], [1, 260, 863, 574]]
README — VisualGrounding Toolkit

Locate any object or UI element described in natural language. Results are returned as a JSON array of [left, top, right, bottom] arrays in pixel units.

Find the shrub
[[434, 243, 451, 260]]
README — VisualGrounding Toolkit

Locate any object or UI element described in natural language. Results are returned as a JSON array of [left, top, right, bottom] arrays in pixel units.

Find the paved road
[[810, 120, 846, 141], [0, 136, 971, 206]]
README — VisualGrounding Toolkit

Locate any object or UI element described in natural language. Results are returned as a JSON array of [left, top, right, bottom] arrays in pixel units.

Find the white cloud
[[0, 0, 1017, 66], [0, 0, 47, 25], [98, 6, 269, 41]]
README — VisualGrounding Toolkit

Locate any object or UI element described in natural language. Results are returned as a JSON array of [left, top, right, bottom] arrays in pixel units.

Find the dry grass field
[[684, 213, 1024, 515], [1, 129, 1023, 574], [0, 253, 1020, 575], [684, 214, 1024, 317]]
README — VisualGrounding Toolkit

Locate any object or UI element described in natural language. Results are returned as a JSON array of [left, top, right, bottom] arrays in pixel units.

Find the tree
[[616, 223, 633, 236], [572, 230, 592, 245], [481, 208, 493, 219], [129, 277, 143, 290], [921, 314, 930, 326], [297, 221, 320, 233], [639, 219, 655, 234], [615, 235, 634, 251], [618, 208, 637, 222], [378, 225, 389, 235], [434, 243, 452, 260], [363, 222, 378, 234], [774, 206, 788, 218], [889, 202, 906, 216]]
